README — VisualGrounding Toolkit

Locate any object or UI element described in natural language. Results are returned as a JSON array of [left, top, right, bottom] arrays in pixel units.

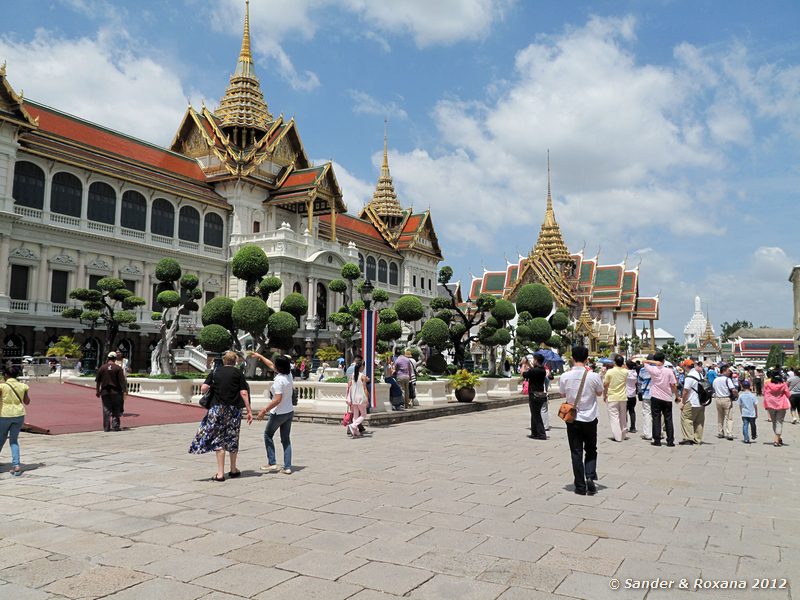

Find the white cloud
[[329, 160, 374, 213], [342, 0, 514, 47], [349, 90, 407, 119], [0, 28, 193, 145]]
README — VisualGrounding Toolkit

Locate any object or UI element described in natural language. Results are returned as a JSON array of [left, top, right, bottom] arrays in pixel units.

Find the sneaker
[[587, 480, 597, 496], [260, 464, 280, 473], [281, 468, 292, 475]]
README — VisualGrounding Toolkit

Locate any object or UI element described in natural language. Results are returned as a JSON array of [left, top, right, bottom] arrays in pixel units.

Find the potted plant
[[450, 369, 481, 402], [45, 336, 83, 369]]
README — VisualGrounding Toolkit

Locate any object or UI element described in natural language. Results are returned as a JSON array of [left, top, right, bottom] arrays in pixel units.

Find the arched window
[[178, 206, 200, 242], [51, 172, 82, 217], [293, 282, 302, 294], [389, 262, 399, 286], [151, 198, 174, 237], [358, 253, 365, 273], [12, 161, 45, 209], [87, 182, 116, 224], [366, 256, 376, 281], [121, 190, 146, 231], [203, 213, 224, 247], [378, 259, 388, 284]]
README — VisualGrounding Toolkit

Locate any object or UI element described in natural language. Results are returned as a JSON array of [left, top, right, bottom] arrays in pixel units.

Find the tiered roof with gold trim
[[365, 128, 404, 223], [215, 0, 272, 133], [533, 157, 572, 265]]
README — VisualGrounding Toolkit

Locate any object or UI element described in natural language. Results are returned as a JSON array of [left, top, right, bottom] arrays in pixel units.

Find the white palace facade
[[0, 4, 442, 370]]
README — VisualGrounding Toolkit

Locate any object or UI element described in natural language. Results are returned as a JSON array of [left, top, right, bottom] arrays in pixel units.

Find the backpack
[[690, 374, 713, 406]]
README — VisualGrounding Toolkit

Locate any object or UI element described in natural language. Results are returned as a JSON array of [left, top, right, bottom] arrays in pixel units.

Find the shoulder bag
[[199, 369, 215, 409], [558, 370, 588, 423]]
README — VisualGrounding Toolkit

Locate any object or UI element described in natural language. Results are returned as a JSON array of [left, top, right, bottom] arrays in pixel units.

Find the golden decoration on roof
[[534, 153, 573, 265], [215, 0, 273, 133], [699, 317, 721, 350], [366, 122, 404, 221], [575, 299, 596, 338]]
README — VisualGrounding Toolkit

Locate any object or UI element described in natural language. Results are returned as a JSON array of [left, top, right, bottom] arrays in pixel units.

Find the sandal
[[228, 470, 241, 478], [11, 467, 21, 477], [211, 474, 225, 482]]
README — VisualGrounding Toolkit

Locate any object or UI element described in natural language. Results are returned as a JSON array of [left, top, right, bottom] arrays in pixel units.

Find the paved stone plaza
[[0, 402, 797, 599]]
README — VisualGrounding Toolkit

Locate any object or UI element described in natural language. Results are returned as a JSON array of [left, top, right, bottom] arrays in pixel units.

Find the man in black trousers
[[95, 352, 127, 432], [558, 346, 604, 495], [523, 353, 549, 439]]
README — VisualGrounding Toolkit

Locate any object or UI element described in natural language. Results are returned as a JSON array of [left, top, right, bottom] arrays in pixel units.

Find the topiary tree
[[549, 311, 569, 332], [394, 295, 425, 343], [62, 277, 146, 359], [232, 245, 271, 296], [377, 308, 402, 345], [484, 298, 516, 374], [197, 324, 232, 354], [419, 317, 450, 375], [340, 262, 361, 305], [280, 292, 309, 321], [546, 334, 563, 349], [765, 344, 785, 370], [267, 311, 299, 351], [149, 259, 202, 375], [515, 283, 553, 318]]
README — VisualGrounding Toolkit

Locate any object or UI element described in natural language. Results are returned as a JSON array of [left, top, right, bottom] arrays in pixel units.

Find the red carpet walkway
[[23, 382, 207, 435]]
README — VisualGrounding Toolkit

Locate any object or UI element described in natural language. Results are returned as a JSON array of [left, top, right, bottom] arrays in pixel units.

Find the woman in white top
[[252, 353, 295, 474], [346, 357, 369, 437]]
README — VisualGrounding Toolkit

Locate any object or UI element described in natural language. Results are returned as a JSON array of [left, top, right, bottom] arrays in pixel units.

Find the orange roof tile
[[319, 213, 383, 240], [26, 102, 207, 182]]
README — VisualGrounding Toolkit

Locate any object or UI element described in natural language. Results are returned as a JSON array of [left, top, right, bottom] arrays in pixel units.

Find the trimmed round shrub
[[549, 311, 569, 331], [157, 290, 181, 308], [151, 311, 163, 321], [197, 324, 231, 353], [449, 321, 467, 341], [259, 276, 282, 295], [122, 296, 146, 309], [328, 279, 347, 294], [183, 301, 199, 313], [493, 327, 511, 346], [192, 288, 203, 300], [379, 308, 398, 323], [115, 310, 137, 325], [491, 298, 516, 322], [202, 296, 234, 328], [372, 288, 389, 304], [349, 300, 365, 317], [377, 321, 402, 342], [438, 266, 454, 284], [61, 307, 82, 319], [232, 296, 270, 333], [180, 273, 199, 290], [474, 293, 497, 312], [155, 258, 181, 282], [329, 312, 354, 329], [109, 288, 133, 301], [517, 310, 533, 324], [515, 284, 553, 318], [341, 263, 361, 281], [280, 293, 308, 319], [377, 340, 390, 354], [394, 295, 425, 323], [68, 288, 93, 301], [426, 353, 448, 375], [268, 310, 299, 339], [430, 297, 452, 311], [435, 310, 452, 323], [407, 346, 422, 360], [516, 324, 532, 340], [420, 317, 449, 351], [84, 301, 104, 311], [232, 245, 270, 281], [529, 317, 553, 344], [80, 310, 102, 322], [547, 334, 563, 348], [96, 277, 125, 292]]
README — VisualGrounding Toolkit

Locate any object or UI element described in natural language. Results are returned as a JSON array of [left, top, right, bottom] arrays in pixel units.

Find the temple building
[[683, 296, 711, 346], [465, 160, 660, 352], [0, 1, 441, 370]]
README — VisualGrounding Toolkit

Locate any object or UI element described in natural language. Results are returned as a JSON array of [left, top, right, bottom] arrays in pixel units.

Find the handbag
[[342, 410, 353, 427], [199, 369, 214, 409], [558, 370, 588, 423], [522, 380, 529, 395]]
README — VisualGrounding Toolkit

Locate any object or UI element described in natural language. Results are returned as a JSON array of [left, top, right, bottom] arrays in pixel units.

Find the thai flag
[[361, 308, 378, 409]]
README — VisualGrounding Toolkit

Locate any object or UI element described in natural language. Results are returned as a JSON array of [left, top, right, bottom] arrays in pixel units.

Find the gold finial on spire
[[215, 0, 272, 135], [366, 119, 404, 224], [533, 151, 572, 265]]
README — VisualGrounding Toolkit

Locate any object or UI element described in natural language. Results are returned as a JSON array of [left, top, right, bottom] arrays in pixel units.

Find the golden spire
[[215, 0, 272, 135], [533, 151, 572, 264], [367, 119, 404, 222]]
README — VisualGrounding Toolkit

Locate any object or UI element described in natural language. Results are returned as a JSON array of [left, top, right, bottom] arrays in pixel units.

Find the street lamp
[[360, 278, 375, 310]]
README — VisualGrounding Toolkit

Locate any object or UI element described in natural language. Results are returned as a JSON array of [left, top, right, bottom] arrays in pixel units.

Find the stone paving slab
[[1, 402, 799, 599]]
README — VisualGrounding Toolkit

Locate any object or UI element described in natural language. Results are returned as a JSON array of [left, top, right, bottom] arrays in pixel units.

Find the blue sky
[[2, 0, 799, 340]]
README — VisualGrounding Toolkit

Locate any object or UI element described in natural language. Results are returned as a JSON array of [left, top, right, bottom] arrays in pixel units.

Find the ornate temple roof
[[365, 128, 404, 221], [215, 0, 273, 132], [683, 296, 709, 342], [533, 156, 572, 264]]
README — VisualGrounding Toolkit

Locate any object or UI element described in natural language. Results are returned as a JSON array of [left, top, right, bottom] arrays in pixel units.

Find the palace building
[[464, 161, 660, 352], [0, 1, 441, 370]]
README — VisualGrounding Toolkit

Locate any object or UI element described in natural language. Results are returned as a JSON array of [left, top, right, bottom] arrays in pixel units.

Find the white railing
[[50, 213, 80, 227], [51, 303, 68, 314], [87, 220, 114, 233], [178, 240, 199, 251], [151, 234, 173, 246], [204, 245, 224, 255], [14, 205, 43, 219], [121, 227, 146, 240], [173, 346, 209, 372], [9, 300, 30, 312]]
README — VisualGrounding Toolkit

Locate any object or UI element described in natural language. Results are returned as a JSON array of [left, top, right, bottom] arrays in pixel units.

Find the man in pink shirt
[[643, 352, 679, 447]]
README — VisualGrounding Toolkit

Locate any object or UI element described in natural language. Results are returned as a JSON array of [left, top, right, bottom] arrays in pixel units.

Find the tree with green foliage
[[478, 298, 515, 374], [720, 320, 754, 342], [62, 277, 146, 359], [394, 294, 425, 343], [435, 266, 497, 369], [149, 258, 202, 375], [419, 317, 451, 374], [377, 308, 402, 345], [765, 344, 785, 370], [197, 324, 232, 354], [45, 336, 82, 359], [515, 283, 553, 318], [660, 340, 687, 365]]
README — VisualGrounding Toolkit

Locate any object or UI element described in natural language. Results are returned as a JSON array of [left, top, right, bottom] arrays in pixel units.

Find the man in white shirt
[[713, 365, 738, 440], [679, 359, 706, 445], [558, 346, 604, 496]]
